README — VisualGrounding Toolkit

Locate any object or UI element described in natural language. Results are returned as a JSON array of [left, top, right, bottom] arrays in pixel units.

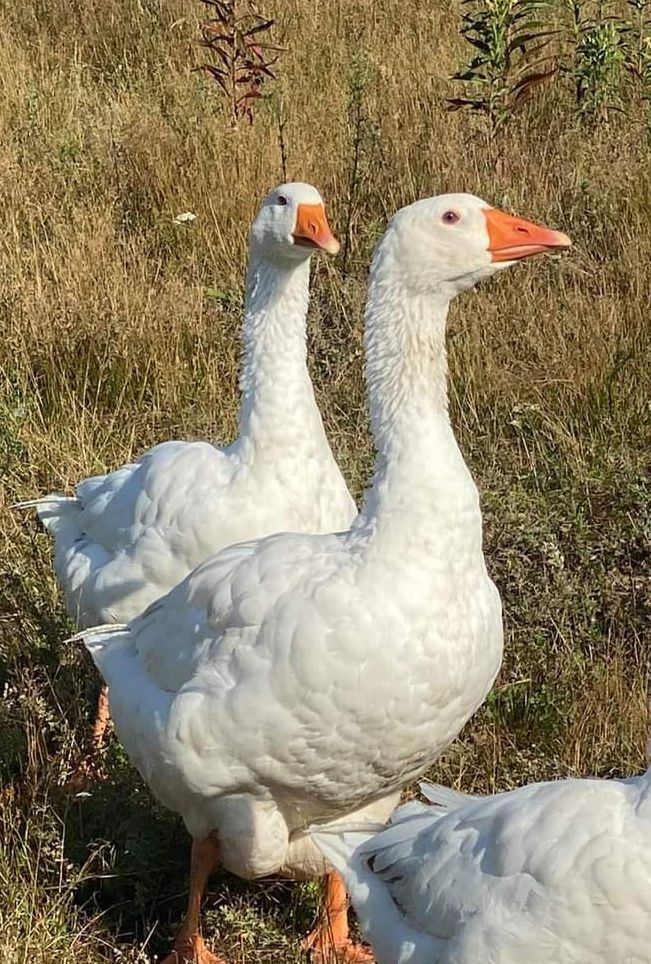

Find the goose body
[[86, 513, 498, 880], [81, 194, 570, 960], [315, 774, 651, 964], [29, 183, 355, 628]]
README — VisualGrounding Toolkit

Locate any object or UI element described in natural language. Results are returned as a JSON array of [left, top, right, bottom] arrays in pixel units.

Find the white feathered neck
[[235, 254, 331, 464], [355, 232, 480, 553]]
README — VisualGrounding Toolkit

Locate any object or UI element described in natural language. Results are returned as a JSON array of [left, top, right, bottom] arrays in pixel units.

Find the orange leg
[[66, 685, 111, 788], [92, 684, 111, 750], [303, 872, 375, 963], [160, 835, 227, 964]]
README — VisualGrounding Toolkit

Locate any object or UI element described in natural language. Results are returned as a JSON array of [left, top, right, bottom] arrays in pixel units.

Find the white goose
[[80, 194, 570, 963], [315, 771, 651, 964], [20, 183, 355, 746]]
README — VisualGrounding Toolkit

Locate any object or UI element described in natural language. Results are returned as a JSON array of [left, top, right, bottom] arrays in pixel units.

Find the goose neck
[[364, 277, 451, 462], [356, 248, 479, 543], [236, 255, 323, 457]]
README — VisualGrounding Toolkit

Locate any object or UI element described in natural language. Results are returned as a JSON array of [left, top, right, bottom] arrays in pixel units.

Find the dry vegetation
[[0, 0, 649, 960]]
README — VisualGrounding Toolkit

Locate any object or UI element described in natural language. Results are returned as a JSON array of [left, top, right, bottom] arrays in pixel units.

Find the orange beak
[[293, 203, 340, 255], [484, 207, 571, 262]]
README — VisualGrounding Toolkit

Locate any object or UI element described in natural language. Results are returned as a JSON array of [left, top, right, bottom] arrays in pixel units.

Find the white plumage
[[315, 772, 651, 964], [79, 194, 571, 961], [24, 182, 354, 628]]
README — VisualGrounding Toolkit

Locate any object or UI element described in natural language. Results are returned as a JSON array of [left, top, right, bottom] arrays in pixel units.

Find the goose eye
[[277, 195, 288, 206], [442, 210, 460, 225]]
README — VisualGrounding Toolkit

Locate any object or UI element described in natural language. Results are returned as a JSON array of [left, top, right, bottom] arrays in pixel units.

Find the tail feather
[[13, 494, 81, 537], [66, 623, 128, 644], [312, 823, 440, 964], [419, 781, 476, 810], [79, 627, 177, 792], [12, 494, 78, 510], [312, 824, 379, 879]]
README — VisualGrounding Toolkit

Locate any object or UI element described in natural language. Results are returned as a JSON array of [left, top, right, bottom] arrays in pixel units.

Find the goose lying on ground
[[79, 194, 570, 963], [315, 771, 651, 964], [18, 183, 354, 749]]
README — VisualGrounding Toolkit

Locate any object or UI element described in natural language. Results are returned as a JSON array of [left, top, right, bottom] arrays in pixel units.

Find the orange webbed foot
[[65, 754, 109, 792], [159, 933, 229, 964], [303, 929, 375, 963]]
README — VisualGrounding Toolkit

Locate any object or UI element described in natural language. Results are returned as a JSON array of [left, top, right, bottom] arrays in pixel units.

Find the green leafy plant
[[623, 0, 651, 119], [448, 0, 557, 134], [197, 0, 283, 126], [557, 0, 632, 121], [573, 18, 626, 119], [560, 0, 588, 106]]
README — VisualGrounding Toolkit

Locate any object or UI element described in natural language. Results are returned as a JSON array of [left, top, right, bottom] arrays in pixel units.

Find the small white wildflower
[[173, 211, 197, 225]]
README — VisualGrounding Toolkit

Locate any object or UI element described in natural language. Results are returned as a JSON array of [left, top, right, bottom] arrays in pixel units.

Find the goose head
[[380, 193, 571, 297], [250, 182, 340, 263]]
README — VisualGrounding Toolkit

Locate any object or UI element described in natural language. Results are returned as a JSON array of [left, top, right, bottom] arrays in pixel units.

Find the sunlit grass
[[0, 0, 649, 959]]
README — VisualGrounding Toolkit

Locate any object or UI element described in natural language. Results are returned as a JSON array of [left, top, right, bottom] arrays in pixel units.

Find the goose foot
[[65, 685, 112, 790], [161, 836, 225, 964], [303, 872, 375, 962], [303, 933, 375, 963], [159, 933, 228, 964], [91, 683, 111, 750], [66, 753, 108, 791]]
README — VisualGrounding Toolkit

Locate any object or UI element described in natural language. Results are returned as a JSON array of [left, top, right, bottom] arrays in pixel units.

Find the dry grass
[[0, 0, 649, 959]]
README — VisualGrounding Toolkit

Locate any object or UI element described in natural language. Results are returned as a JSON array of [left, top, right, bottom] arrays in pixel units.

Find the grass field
[[0, 0, 649, 960]]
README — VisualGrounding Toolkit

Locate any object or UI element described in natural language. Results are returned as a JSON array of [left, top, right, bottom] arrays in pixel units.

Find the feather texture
[[81, 195, 519, 883], [314, 772, 651, 963], [24, 184, 355, 628]]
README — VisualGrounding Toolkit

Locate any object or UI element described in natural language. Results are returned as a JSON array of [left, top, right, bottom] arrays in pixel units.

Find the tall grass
[[0, 0, 649, 959]]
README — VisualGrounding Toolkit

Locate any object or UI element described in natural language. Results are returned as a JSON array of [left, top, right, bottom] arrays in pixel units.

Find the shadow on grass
[[58, 757, 319, 961], [1, 535, 320, 960]]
